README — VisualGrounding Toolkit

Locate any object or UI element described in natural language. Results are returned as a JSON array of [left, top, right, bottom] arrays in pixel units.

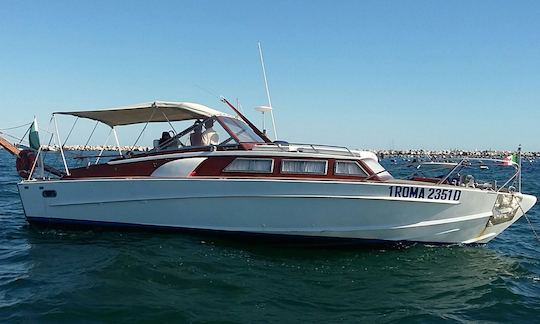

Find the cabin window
[[334, 161, 368, 177], [42, 190, 57, 198], [281, 160, 327, 175], [224, 158, 274, 173]]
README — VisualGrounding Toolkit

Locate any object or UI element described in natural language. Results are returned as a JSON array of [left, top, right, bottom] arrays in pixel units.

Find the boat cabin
[[31, 100, 393, 182]]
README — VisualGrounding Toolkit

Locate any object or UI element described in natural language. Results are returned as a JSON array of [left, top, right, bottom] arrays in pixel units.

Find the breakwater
[[2, 145, 538, 160], [39, 145, 150, 152], [370, 149, 539, 160]]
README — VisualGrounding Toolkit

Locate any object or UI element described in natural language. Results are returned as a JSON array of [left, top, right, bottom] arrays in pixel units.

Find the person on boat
[[190, 123, 203, 146], [158, 131, 178, 150], [201, 119, 219, 146]]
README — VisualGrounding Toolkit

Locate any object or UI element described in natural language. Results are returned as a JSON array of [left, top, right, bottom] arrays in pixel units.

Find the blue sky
[[1, 0, 539, 150]]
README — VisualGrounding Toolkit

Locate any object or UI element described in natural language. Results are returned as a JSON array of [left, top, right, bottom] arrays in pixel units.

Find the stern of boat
[[17, 180, 48, 219]]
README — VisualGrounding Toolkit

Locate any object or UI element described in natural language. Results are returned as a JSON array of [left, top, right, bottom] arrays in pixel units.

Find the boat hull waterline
[[18, 178, 536, 244]]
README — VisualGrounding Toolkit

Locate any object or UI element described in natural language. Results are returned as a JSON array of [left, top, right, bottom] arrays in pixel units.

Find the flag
[[29, 117, 40, 150], [502, 153, 519, 166]]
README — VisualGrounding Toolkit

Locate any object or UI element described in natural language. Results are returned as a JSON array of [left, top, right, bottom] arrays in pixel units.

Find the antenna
[[258, 42, 278, 140], [236, 98, 244, 114], [255, 105, 272, 135]]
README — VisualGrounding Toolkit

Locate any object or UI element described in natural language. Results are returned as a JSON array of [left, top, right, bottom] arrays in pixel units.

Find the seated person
[[158, 131, 178, 150], [201, 119, 219, 146], [190, 124, 203, 146]]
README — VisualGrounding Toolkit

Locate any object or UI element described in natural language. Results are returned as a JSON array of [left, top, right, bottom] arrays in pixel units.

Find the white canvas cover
[[54, 101, 230, 127]]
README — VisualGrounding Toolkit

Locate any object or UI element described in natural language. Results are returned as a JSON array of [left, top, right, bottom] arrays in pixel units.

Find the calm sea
[[0, 150, 539, 322]]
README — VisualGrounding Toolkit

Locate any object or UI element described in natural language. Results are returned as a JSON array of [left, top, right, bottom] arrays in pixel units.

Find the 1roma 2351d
[[389, 186, 461, 201]]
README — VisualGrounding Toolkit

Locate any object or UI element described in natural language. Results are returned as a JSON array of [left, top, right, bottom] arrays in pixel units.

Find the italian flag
[[502, 153, 519, 166]]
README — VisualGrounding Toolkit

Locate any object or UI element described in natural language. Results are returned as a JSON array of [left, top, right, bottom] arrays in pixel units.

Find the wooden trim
[[0, 135, 21, 156]]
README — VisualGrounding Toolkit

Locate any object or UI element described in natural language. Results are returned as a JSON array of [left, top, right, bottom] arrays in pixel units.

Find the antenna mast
[[258, 42, 278, 140]]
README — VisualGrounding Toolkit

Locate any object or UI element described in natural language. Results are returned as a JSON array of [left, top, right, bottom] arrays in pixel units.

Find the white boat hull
[[17, 178, 537, 244]]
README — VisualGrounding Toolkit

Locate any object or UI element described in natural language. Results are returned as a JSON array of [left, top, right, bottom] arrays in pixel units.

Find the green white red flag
[[502, 153, 519, 166], [29, 117, 40, 151]]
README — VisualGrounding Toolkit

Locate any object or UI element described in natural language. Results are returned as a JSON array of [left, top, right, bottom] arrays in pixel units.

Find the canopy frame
[[51, 100, 234, 169], [54, 101, 231, 127]]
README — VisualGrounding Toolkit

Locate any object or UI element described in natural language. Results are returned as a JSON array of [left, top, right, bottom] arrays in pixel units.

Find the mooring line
[[515, 196, 540, 243]]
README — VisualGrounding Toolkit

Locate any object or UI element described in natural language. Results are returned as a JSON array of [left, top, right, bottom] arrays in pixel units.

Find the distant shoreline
[[2, 145, 538, 158], [370, 149, 539, 159]]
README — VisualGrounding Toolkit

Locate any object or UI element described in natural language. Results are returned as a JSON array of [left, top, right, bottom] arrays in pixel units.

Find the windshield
[[218, 117, 265, 143]]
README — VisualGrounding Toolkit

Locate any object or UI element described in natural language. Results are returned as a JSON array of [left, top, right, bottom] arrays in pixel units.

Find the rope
[[62, 117, 79, 148], [0, 122, 32, 131], [0, 132, 29, 145], [0, 123, 33, 150], [79, 121, 99, 166], [129, 104, 157, 154], [83, 121, 99, 149], [18, 124, 32, 146], [515, 196, 540, 242]]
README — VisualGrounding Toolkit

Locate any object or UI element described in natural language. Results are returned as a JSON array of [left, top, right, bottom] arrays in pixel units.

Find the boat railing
[[410, 157, 521, 193], [253, 142, 359, 157]]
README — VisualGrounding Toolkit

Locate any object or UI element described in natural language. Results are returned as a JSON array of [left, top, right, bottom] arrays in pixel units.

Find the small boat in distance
[[0, 98, 536, 245]]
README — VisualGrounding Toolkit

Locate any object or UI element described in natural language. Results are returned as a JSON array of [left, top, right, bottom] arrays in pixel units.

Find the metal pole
[[518, 144, 522, 192], [95, 128, 112, 164], [262, 112, 266, 134], [28, 146, 42, 180], [258, 42, 278, 140], [112, 127, 122, 156], [39, 150, 44, 178], [53, 114, 70, 176]]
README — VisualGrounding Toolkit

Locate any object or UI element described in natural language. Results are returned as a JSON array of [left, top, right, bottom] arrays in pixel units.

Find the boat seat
[[190, 132, 202, 146]]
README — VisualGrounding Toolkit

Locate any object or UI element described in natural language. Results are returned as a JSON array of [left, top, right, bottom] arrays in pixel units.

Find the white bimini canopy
[[54, 101, 230, 127]]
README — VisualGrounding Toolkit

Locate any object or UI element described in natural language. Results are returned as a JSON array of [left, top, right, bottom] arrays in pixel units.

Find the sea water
[[0, 150, 539, 322]]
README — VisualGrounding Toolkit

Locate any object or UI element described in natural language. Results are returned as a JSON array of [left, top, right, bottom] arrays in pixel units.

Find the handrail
[[416, 157, 521, 192], [497, 171, 520, 193], [254, 142, 360, 157], [437, 160, 465, 184]]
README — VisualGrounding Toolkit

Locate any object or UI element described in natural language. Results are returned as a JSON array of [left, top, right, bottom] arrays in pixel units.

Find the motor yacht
[[2, 98, 536, 244]]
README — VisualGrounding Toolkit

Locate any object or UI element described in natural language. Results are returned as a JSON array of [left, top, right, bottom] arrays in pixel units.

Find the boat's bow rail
[[252, 142, 370, 158], [406, 157, 521, 193]]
